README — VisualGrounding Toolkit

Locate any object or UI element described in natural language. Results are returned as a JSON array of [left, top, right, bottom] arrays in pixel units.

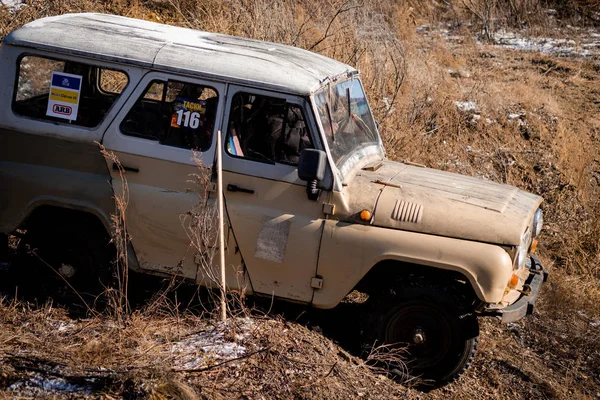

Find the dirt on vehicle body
[[0, 13, 547, 385]]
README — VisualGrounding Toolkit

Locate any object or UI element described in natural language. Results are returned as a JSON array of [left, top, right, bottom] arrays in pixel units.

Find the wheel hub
[[59, 263, 76, 278], [412, 328, 426, 344]]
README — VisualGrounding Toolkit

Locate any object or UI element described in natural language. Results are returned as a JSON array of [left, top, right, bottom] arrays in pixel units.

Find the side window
[[13, 55, 128, 128], [226, 92, 313, 165], [121, 79, 218, 151]]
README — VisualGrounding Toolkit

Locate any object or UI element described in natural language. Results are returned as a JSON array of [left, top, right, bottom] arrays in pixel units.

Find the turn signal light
[[508, 274, 519, 289], [360, 209, 372, 221], [530, 238, 538, 253]]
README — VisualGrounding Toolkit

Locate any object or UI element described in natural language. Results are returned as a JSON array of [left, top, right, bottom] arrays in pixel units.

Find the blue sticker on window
[[51, 73, 82, 91]]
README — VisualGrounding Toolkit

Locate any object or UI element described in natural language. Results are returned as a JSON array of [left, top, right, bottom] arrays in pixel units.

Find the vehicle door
[[220, 86, 330, 303], [102, 72, 246, 290]]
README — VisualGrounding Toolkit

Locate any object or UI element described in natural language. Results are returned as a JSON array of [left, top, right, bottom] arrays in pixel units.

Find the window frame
[[224, 91, 314, 166], [104, 71, 225, 167], [221, 85, 331, 187], [11, 53, 130, 130], [119, 77, 220, 152]]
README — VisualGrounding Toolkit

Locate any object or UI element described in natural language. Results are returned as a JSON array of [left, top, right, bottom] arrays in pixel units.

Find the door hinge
[[208, 182, 217, 192], [311, 276, 324, 290], [322, 203, 335, 215]]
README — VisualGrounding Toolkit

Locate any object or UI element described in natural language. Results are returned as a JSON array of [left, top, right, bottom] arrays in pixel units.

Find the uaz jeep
[[0, 13, 547, 384]]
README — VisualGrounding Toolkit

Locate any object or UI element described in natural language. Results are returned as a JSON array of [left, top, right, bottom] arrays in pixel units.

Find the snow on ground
[[416, 23, 600, 59], [493, 30, 597, 58], [9, 376, 93, 396], [170, 317, 253, 370], [455, 101, 478, 113], [0, 0, 25, 11]]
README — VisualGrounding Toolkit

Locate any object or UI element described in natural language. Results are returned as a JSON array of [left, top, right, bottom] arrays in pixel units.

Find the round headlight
[[533, 208, 543, 237]]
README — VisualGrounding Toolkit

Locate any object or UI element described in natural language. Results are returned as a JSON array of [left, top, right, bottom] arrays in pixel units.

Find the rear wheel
[[374, 278, 479, 386], [17, 220, 112, 306]]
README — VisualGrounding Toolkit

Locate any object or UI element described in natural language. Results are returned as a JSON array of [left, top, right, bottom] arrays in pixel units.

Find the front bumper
[[484, 255, 548, 323]]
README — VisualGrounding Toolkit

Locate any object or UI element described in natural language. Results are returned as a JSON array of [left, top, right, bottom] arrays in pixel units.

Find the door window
[[121, 79, 218, 151], [225, 92, 313, 165]]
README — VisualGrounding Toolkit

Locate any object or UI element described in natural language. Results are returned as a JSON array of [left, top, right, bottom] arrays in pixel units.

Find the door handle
[[227, 184, 254, 194], [113, 163, 139, 173]]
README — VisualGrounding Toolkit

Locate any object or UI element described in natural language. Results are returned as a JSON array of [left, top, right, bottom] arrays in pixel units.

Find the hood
[[332, 160, 543, 246]]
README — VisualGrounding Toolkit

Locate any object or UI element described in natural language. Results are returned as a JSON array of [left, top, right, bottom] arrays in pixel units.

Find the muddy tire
[[374, 277, 479, 386], [17, 222, 112, 304]]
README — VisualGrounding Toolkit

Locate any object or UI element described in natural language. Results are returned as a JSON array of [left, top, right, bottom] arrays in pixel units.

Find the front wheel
[[375, 279, 479, 386]]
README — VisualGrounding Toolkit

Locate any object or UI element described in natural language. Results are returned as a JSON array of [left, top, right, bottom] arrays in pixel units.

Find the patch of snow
[[416, 24, 430, 34], [0, 0, 26, 11], [170, 317, 253, 370], [9, 375, 91, 395], [494, 30, 593, 58], [455, 101, 478, 113]]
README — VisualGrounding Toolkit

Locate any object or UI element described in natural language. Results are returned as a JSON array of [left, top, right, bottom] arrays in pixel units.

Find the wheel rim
[[384, 303, 453, 370]]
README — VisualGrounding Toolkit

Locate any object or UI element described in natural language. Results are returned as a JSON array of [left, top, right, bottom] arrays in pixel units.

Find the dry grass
[[2, 0, 600, 398], [0, 296, 408, 399]]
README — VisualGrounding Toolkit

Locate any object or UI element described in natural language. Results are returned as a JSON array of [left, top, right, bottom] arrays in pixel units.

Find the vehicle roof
[[3, 13, 356, 95]]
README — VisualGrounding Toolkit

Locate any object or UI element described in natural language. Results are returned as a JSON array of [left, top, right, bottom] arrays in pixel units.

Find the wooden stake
[[216, 130, 227, 321]]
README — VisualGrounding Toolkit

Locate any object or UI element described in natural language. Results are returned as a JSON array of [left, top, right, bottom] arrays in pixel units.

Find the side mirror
[[298, 149, 326, 201]]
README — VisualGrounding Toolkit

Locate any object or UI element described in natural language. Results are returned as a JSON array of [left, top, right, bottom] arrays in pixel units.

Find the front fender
[[313, 220, 513, 309]]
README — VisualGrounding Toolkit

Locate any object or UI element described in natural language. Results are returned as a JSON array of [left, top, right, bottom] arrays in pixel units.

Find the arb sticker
[[52, 104, 73, 115], [46, 71, 82, 121]]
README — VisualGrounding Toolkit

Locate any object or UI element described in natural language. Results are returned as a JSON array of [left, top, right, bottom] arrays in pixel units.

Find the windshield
[[314, 78, 381, 173]]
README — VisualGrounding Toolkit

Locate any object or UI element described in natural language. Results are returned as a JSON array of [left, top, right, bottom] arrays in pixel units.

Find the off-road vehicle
[[0, 13, 547, 384]]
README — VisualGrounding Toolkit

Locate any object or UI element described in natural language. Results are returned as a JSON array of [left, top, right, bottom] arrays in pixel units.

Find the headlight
[[533, 208, 543, 237], [516, 228, 532, 268]]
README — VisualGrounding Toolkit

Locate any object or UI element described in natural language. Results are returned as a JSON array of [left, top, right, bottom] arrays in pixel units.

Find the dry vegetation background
[[1, 0, 600, 398]]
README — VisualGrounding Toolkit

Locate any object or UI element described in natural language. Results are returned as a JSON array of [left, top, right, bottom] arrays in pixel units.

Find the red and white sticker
[[52, 104, 73, 116]]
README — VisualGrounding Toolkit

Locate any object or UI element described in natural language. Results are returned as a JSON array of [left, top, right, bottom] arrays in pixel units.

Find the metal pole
[[216, 130, 227, 321]]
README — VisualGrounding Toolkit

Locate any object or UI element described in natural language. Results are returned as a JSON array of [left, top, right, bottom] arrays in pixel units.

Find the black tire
[[17, 222, 112, 305], [374, 277, 479, 386]]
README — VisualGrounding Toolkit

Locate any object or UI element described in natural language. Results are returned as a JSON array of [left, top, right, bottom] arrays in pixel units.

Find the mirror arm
[[306, 179, 321, 201]]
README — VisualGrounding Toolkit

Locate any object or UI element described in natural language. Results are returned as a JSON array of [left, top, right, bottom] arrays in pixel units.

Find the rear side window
[[121, 80, 218, 151], [13, 55, 128, 128]]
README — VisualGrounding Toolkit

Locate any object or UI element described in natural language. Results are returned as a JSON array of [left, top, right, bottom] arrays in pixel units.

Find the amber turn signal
[[360, 209, 372, 221], [530, 238, 538, 253], [508, 273, 519, 289]]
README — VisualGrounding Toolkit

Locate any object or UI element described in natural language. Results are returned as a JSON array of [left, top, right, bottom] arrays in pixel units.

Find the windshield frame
[[311, 76, 384, 185]]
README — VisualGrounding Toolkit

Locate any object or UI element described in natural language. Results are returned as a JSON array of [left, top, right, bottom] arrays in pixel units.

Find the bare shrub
[[98, 144, 131, 322]]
